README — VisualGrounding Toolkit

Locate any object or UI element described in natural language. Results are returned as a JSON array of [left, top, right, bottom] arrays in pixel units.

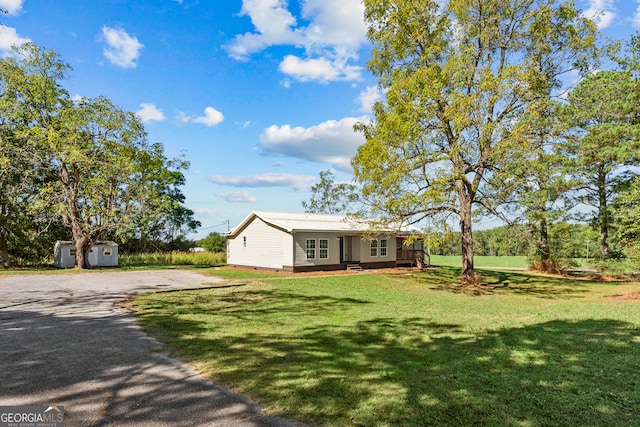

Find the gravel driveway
[[0, 270, 300, 426]]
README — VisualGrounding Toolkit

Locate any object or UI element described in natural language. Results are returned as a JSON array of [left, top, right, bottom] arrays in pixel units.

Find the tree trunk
[[0, 227, 9, 268], [539, 216, 550, 262], [598, 169, 609, 259], [74, 238, 88, 269], [74, 235, 100, 269], [458, 184, 475, 285], [83, 245, 93, 269], [60, 161, 93, 270], [0, 201, 10, 268], [533, 214, 558, 273]]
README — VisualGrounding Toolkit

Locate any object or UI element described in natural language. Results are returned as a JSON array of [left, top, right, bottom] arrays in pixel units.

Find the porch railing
[[396, 249, 429, 268]]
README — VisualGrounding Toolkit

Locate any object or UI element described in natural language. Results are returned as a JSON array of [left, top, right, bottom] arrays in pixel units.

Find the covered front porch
[[396, 236, 428, 268]]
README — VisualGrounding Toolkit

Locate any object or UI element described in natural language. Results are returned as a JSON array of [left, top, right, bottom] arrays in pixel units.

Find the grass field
[[133, 268, 640, 426], [429, 255, 609, 271], [430, 255, 529, 269], [119, 251, 226, 267]]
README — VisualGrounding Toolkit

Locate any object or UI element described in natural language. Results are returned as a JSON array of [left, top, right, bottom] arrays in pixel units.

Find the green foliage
[[354, 0, 599, 284], [612, 175, 640, 261], [558, 69, 640, 259], [135, 271, 640, 426], [302, 169, 358, 214], [0, 43, 198, 267], [431, 222, 601, 271], [0, 44, 70, 266], [118, 251, 226, 267], [473, 225, 531, 257], [197, 232, 226, 253]]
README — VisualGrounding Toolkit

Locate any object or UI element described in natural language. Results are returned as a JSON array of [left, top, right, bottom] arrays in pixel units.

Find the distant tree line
[[430, 223, 598, 260]]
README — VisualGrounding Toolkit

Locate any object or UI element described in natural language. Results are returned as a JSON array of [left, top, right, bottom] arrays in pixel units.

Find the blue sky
[[0, 0, 637, 237]]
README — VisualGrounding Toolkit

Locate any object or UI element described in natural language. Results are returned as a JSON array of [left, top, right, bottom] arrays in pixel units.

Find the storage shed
[[53, 240, 119, 268]]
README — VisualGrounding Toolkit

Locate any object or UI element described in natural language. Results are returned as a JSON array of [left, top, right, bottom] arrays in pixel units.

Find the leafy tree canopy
[[353, 0, 599, 284], [197, 232, 226, 253], [0, 43, 199, 268], [302, 170, 358, 214]]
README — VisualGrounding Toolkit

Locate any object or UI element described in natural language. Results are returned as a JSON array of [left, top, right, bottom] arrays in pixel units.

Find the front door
[[342, 236, 360, 262]]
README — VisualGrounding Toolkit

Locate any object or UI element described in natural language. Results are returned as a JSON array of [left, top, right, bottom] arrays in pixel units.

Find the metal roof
[[227, 210, 421, 236]]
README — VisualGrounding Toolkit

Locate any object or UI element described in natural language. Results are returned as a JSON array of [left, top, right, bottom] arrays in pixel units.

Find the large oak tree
[[353, 0, 599, 284], [0, 43, 198, 268]]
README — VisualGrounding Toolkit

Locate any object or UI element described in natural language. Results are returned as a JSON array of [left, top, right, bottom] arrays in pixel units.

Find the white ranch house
[[225, 211, 425, 272]]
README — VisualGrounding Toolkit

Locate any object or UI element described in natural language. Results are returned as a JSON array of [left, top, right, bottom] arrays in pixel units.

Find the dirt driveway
[[0, 270, 300, 426]]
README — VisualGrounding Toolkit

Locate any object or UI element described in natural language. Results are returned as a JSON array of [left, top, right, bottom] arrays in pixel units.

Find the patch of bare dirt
[[605, 292, 640, 302]]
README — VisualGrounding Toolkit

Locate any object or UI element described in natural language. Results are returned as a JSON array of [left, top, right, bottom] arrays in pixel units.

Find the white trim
[[306, 239, 316, 259], [319, 238, 329, 259], [380, 239, 388, 257], [370, 239, 378, 257]]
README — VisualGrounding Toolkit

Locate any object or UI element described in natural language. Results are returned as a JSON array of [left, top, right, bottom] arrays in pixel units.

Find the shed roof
[[227, 211, 421, 237]]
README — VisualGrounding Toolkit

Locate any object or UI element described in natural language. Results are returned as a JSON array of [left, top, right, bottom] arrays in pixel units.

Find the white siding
[[359, 235, 397, 263], [293, 232, 341, 267], [282, 232, 294, 269], [227, 217, 286, 269]]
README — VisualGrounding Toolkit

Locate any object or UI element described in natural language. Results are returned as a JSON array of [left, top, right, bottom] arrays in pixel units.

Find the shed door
[[88, 247, 99, 266]]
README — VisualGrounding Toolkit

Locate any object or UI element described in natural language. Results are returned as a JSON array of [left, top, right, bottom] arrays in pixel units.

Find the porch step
[[347, 264, 362, 271]]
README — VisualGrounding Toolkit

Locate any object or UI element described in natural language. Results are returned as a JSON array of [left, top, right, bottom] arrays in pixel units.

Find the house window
[[319, 239, 328, 259], [306, 239, 316, 259], [370, 239, 378, 257], [69, 248, 76, 256], [103, 248, 112, 256], [243, 236, 247, 248], [380, 239, 388, 257]]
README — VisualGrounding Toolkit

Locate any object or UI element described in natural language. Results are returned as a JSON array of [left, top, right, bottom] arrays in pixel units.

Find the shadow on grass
[[138, 289, 640, 426], [0, 308, 291, 426], [407, 266, 600, 298]]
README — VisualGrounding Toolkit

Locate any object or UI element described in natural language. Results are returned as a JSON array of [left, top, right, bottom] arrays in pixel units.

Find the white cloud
[[175, 107, 224, 126], [101, 26, 144, 68], [0, 0, 24, 15], [0, 26, 30, 55], [356, 86, 382, 114], [226, 0, 367, 83], [209, 172, 316, 191], [136, 103, 165, 123], [300, 0, 367, 53], [226, 0, 301, 60], [192, 207, 219, 215], [175, 111, 191, 124], [581, 0, 616, 29], [193, 106, 224, 126], [216, 191, 257, 203], [633, 1, 640, 27], [259, 117, 366, 172], [280, 78, 292, 88], [279, 55, 362, 83], [234, 120, 251, 129]]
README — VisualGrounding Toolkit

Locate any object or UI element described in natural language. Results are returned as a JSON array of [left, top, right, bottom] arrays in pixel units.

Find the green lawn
[[430, 255, 529, 269], [134, 268, 640, 426]]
